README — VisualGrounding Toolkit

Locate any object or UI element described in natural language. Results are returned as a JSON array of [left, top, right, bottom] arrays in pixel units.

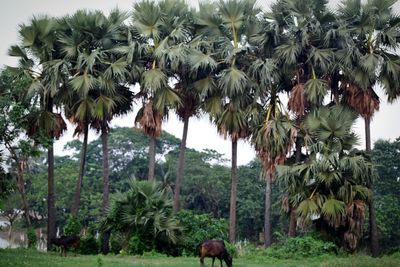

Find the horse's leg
[[212, 257, 215, 267], [220, 258, 223, 267], [200, 256, 204, 267]]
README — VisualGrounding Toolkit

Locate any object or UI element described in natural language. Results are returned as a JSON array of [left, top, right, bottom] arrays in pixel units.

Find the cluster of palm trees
[[8, 0, 400, 256]]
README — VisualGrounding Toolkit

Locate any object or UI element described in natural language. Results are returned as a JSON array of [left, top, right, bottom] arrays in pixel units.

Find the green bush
[[109, 232, 124, 254], [128, 234, 152, 255], [175, 210, 229, 256], [264, 235, 337, 259], [27, 228, 37, 248], [64, 216, 81, 236], [224, 241, 238, 258], [79, 234, 99, 255]]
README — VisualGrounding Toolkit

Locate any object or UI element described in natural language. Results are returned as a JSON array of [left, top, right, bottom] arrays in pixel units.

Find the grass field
[[1, 248, 400, 267]]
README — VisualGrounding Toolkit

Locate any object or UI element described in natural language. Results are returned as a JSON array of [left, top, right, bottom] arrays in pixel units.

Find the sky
[[0, 0, 399, 166]]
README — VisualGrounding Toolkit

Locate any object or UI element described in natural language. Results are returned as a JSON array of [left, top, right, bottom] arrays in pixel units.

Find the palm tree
[[100, 179, 181, 253], [336, 0, 400, 256], [58, 9, 134, 218], [262, 0, 337, 238], [277, 105, 375, 251], [131, 0, 182, 182], [195, 0, 259, 243], [8, 15, 67, 249]]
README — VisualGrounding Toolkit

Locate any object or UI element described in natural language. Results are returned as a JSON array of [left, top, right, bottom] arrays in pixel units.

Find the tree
[[131, 0, 182, 182], [372, 138, 400, 252], [8, 16, 67, 249], [336, 0, 400, 256], [57, 10, 134, 219], [263, 0, 338, 238], [100, 180, 181, 254], [277, 106, 375, 251], [0, 68, 38, 227], [195, 0, 259, 243]]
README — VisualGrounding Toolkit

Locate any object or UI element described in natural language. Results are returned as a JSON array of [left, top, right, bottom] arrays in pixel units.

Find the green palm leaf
[[218, 67, 248, 97], [69, 72, 96, 97], [304, 78, 328, 105], [321, 198, 345, 227], [142, 68, 168, 93], [154, 86, 182, 110]]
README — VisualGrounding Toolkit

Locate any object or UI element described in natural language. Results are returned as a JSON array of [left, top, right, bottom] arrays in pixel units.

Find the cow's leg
[[220, 258, 223, 267], [212, 257, 215, 267], [200, 256, 205, 267]]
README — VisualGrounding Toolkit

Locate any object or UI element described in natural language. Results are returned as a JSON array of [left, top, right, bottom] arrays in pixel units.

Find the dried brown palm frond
[[257, 117, 297, 179], [281, 194, 290, 213], [139, 101, 163, 138], [342, 83, 380, 119], [344, 200, 366, 251], [53, 113, 67, 139], [288, 83, 306, 117]]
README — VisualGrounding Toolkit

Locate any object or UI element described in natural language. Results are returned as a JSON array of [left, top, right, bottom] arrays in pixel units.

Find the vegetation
[[1, 248, 400, 267], [0, 0, 400, 264]]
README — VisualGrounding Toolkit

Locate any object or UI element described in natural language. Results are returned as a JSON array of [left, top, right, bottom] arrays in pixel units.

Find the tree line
[[0, 0, 399, 257]]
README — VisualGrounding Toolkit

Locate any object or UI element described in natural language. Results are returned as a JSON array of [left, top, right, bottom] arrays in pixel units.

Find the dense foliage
[[0, 0, 399, 259]]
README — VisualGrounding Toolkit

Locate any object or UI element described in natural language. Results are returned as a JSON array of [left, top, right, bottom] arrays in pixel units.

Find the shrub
[[27, 228, 37, 248], [175, 210, 229, 256], [128, 234, 152, 255], [101, 180, 181, 256], [264, 235, 337, 259], [64, 216, 81, 236], [109, 232, 124, 254], [79, 234, 99, 255]]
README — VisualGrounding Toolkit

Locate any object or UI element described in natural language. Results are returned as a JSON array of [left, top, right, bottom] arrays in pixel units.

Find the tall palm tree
[[195, 0, 259, 243], [336, 0, 400, 256], [58, 9, 135, 218], [8, 15, 67, 249], [131, 0, 182, 182], [262, 0, 337, 238], [250, 83, 296, 247]]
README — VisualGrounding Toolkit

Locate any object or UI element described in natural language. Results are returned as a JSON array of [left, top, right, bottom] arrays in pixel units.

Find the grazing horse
[[198, 240, 232, 267], [51, 235, 80, 256]]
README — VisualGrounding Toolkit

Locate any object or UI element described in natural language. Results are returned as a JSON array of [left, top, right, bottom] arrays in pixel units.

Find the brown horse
[[198, 240, 232, 267]]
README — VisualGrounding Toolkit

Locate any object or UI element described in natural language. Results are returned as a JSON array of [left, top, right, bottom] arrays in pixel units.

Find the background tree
[[0, 68, 39, 227], [372, 138, 400, 253]]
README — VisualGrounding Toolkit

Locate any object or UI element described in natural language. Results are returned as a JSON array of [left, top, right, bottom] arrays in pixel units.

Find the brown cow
[[51, 235, 80, 257], [198, 240, 232, 267]]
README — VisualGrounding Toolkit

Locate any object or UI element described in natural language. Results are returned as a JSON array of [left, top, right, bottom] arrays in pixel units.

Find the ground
[[0, 248, 400, 267]]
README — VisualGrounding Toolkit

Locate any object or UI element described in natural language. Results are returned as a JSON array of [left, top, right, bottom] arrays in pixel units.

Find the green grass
[[0, 249, 400, 267]]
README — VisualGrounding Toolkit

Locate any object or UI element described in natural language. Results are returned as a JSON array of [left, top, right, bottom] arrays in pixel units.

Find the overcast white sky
[[0, 0, 399, 165]]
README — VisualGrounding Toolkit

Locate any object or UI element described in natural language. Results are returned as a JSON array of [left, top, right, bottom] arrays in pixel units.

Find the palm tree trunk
[[229, 139, 238, 243], [288, 137, 302, 237], [365, 117, 379, 257], [148, 136, 156, 181], [44, 96, 56, 250], [264, 175, 272, 247], [173, 116, 189, 213], [100, 122, 110, 254], [71, 122, 89, 217], [16, 161, 31, 227], [288, 207, 297, 238]]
